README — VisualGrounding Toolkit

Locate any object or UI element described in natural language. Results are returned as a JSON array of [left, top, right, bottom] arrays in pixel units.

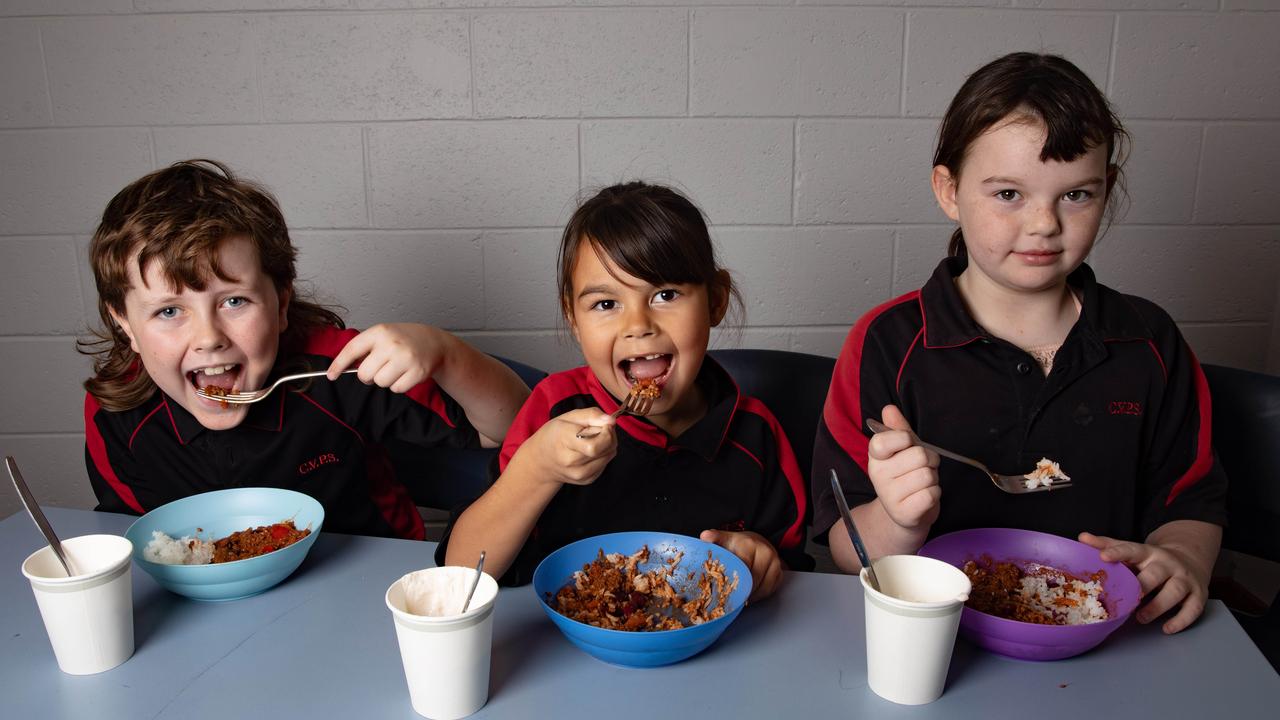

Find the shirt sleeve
[[299, 328, 482, 451], [735, 397, 812, 571], [83, 393, 146, 515], [811, 309, 912, 543], [1136, 309, 1228, 536]]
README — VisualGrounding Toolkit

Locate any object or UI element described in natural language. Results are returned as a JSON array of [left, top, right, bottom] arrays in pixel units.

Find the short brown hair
[[557, 181, 741, 325], [934, 52, 1130, 257], [80, 159, 343, 410]]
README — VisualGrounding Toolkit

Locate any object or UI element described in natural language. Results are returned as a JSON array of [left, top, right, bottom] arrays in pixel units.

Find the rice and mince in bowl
[[962, 556, 1108, 626], [143, 520, 311, 565], [553, 545, 739, 631]]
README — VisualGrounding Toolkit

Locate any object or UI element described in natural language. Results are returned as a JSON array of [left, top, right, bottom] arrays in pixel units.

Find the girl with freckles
[[813, 53, 1227, 635]]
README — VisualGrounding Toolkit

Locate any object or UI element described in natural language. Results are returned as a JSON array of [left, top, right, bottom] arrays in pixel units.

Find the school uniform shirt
[[812, 257, 1227, 545], [85, 327, 480, 540], [435, 358, 810, 586]]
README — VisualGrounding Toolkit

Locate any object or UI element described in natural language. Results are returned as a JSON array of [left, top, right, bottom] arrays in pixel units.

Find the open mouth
[[187, 364, 242, 396], [619, 353, 673, 387]]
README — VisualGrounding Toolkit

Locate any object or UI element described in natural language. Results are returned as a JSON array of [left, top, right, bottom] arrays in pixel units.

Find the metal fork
[[865, 418, 1072, 495], [194, 368, 358, 405], [576, 386, 657, 439]]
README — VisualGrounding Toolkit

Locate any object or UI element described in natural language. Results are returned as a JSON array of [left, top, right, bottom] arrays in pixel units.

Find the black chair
[[1203, 363, 1280, 671], [710, 349, 836, 570], [389, 355, 547, 512]]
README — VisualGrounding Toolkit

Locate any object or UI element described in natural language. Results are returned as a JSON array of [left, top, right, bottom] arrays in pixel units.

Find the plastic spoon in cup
[[460, 550, 485, 614], [830, 468, 879, 592], [6, 456, 76, 577]]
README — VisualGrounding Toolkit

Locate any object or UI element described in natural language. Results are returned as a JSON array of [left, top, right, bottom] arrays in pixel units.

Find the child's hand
[[867, 405, 941, 532], [327, 323, 455, 393], [1078, 531, 1210, 634], [699, 529, 783, 603], [514, 408, 618, 487]]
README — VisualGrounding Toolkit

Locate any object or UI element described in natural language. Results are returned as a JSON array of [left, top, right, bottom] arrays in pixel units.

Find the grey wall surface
[[1, 0, 1277, 520]]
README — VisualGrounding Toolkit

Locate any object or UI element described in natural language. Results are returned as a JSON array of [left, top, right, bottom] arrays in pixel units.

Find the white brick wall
[[1, 2, 1277, 518]]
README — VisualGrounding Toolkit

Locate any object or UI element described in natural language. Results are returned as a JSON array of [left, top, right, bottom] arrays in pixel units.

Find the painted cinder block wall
[[1, 0, 1277, 519]]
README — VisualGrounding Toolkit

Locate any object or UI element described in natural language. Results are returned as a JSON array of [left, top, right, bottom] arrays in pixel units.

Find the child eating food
[[812, 53, 1227, 634], [440, 181, 808, 599], [82, 159, 530, 539]]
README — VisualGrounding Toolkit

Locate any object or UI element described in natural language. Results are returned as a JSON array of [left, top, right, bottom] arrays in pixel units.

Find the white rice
[[143, 530, 214, 565], [1019, 565, 1108, 625]]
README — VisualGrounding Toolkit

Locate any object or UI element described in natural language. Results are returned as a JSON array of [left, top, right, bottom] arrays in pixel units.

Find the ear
[[931, 165, 961, 222], [277, 286, 292, 332], [1105, 164, 1119, 199], [109, 309, 140, 354], [708, 271, 731, 328]]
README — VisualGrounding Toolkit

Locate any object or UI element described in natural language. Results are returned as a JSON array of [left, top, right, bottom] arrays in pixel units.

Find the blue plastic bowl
[[124, 488, 324, 601], [532, 531, 752, 667]]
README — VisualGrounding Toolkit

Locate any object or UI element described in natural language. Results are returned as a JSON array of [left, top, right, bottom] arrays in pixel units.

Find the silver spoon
[[830, 469, 879, 592], [6, 456, 76, 577], [459, 550, 485, 614]]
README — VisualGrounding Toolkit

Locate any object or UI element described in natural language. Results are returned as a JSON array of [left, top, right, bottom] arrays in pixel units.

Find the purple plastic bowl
[[917, 528, 1141, 661]]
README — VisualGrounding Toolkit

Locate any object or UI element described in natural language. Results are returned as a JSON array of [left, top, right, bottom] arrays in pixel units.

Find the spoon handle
[[460, 550, 485, 614], [6, 456, 75, 577], [829, 469, 879, 591]]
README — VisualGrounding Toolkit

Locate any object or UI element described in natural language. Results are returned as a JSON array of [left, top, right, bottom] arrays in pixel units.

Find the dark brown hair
[[934, 52, 1130, 257], [80, 159, 344, 411], [556, 181, 742, 327]]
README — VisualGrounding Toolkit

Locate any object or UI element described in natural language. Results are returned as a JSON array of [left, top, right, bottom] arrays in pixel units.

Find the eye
[[223, 296, 249, 309], [652, 289, 680, 304], [155, 307, 180, 319], [1063, 190, 1093, 203], [995, 190, 1020, 202], [590, 299, 616, 312]]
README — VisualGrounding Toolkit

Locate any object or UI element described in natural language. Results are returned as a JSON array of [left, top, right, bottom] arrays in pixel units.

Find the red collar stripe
[[1166, 347, 1213, 506]]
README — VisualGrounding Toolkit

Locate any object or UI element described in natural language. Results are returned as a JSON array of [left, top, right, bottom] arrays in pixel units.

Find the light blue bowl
[[532, 531, 752, 667], [124, 488, 324, 602]]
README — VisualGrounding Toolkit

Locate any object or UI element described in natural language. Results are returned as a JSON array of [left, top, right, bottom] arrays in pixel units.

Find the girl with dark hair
[[440, 182, 809, 597], [813, 53, 1225, 634]]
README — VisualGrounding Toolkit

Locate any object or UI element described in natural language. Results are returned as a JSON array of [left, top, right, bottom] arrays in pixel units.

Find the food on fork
[[633, 377, 661, 400], [1023, 457, 1070, 489], [201, 384, 230, 409], [552, 545, 738, 631]]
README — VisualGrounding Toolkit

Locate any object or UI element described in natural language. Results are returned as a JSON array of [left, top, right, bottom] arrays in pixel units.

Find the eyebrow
[[576, 284, 615, 300], [982, 175, 1105, 187]]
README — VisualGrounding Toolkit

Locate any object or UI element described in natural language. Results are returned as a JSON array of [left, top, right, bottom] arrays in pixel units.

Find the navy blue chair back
[[390, 355, 547, 511], [1203, 363, 1280, 563]]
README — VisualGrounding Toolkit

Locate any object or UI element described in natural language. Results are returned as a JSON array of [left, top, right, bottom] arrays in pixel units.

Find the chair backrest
[[708, 349, 835, 505], [1202, 363, 1280, 563], [390, 355, 548, 511]]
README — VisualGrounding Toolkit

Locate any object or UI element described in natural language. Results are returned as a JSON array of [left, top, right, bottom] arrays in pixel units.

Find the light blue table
[[3, 508, 1277, 719]]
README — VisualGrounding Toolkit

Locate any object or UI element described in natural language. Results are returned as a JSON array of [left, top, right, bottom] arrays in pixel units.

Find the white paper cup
[[860, 554, 971, 705], [386, 566, 500, 720], [20, 534, 135, 675]]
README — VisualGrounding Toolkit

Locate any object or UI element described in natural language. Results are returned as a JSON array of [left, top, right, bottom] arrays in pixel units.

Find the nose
[[621, 303, 656, 340], [1027, 201, 1061, 237], [192, 311, 229, 353]]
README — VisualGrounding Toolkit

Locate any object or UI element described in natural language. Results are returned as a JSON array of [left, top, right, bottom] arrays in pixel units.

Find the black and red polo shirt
[[436, 357, 810, 586], [84, 326, 480, 540], [812, 257, 1227, 545]]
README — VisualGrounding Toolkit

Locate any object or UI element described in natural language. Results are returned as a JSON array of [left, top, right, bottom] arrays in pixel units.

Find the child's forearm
[[828, 499, 929, 574], [1146, 519, 1222, 579], [433, 336, 531, 448], [443, 455, 560, 578]]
